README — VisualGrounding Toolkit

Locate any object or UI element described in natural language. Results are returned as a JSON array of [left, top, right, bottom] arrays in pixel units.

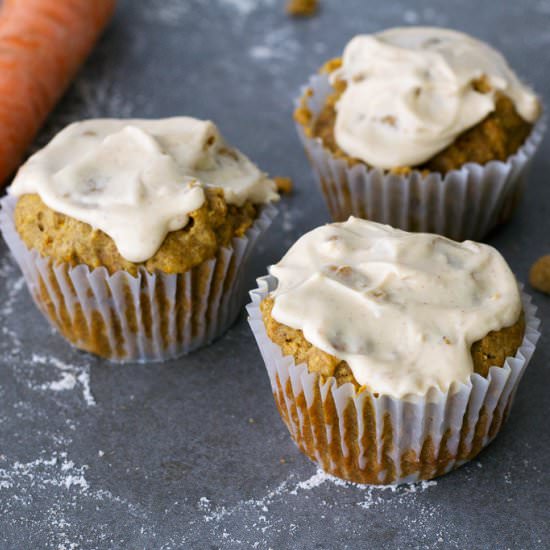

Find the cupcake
[[0, 117, 279, 361], [295, 27, 545, 240], [247, 218, 540, 484]]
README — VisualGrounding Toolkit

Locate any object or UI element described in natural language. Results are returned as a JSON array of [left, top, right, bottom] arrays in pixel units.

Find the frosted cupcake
[[248, 218, 540, 484], [0, 117, 278, 361], [295, 27, 544, 240]]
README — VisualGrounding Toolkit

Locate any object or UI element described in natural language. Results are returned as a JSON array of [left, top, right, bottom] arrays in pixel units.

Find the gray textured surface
[[0, 1, 549, 548]]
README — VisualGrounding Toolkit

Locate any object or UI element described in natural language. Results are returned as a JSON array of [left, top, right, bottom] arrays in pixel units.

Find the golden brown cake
[[14, 190, 258, 276]]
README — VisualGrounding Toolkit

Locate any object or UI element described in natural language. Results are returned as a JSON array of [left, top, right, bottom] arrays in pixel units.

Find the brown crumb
[[286, 0, 318, 17], [529, 255, 550, 294], [274, 176, 293, 194]]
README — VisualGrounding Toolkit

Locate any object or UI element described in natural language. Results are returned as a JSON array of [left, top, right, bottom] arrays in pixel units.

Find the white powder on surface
[[0, 453, 88, 496], [0, 251, 169, 547], [144, 0, 275, 26], [218, 0, 261, 17], [31, 354, 96, 407], [41, 371, 77, 392], [143, 0, 191, 25], [249, 27, 301, 64], [403, 9, 419, 23], [196, 467, 447, 546], [0, 259, 24, 358], [0, 276, 25, 317], [0, 256, 96, 408], [281, 207, 295, 234], [0, 449, 158, 549], [289, 468, 349, 494], [73, 77, 136, 120]]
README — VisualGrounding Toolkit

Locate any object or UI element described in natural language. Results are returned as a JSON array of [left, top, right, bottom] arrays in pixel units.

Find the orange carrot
[[0, 0, 116, 187]]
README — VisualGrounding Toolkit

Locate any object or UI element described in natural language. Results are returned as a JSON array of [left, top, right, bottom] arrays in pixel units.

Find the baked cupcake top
[[268, 218, 521, 397], [330, 27, 540, 169], [9, 117, 278, 262]]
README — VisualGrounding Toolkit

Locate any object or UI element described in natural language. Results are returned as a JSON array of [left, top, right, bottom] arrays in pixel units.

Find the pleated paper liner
[[247, 274, 540, 485], [0, 196, 277, 362], [295, 73, 546, 241]]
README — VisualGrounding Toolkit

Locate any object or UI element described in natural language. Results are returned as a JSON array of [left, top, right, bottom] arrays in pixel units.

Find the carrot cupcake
[[0, 117, 278, 361], [295, 27, 544, 240], [247, 218, 540, 484]]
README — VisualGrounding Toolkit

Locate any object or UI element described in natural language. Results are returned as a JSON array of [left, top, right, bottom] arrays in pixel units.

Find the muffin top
[[8, 117, 278, 262], [268, 218, 521, 397], [330, 27, 540, 169]]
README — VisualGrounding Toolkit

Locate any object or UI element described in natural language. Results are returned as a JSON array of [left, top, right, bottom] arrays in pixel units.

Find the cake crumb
[[274, 176, 293, 194], [529, 255, 550, 294], [286, 0, 318, 17]]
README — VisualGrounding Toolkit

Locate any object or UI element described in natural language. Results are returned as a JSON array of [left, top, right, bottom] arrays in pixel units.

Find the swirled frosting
[[269, 217, 521, 398], [9, 117, 278, 262], [331, 27, 539, 169]]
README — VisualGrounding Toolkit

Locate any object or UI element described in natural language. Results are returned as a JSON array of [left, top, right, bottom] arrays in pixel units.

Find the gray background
[[0, 0, 549, 548]]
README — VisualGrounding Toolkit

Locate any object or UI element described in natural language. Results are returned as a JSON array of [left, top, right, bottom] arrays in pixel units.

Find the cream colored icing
[[331, 27, 540, 169], [9, 117, 278, 262], [269, 217, 521, 398]]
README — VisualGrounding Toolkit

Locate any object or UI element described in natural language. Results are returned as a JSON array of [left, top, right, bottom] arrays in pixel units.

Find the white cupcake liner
[[247, 274, 540, 485], [296, 74, 546, 241], [0, 196, 277, 362]]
